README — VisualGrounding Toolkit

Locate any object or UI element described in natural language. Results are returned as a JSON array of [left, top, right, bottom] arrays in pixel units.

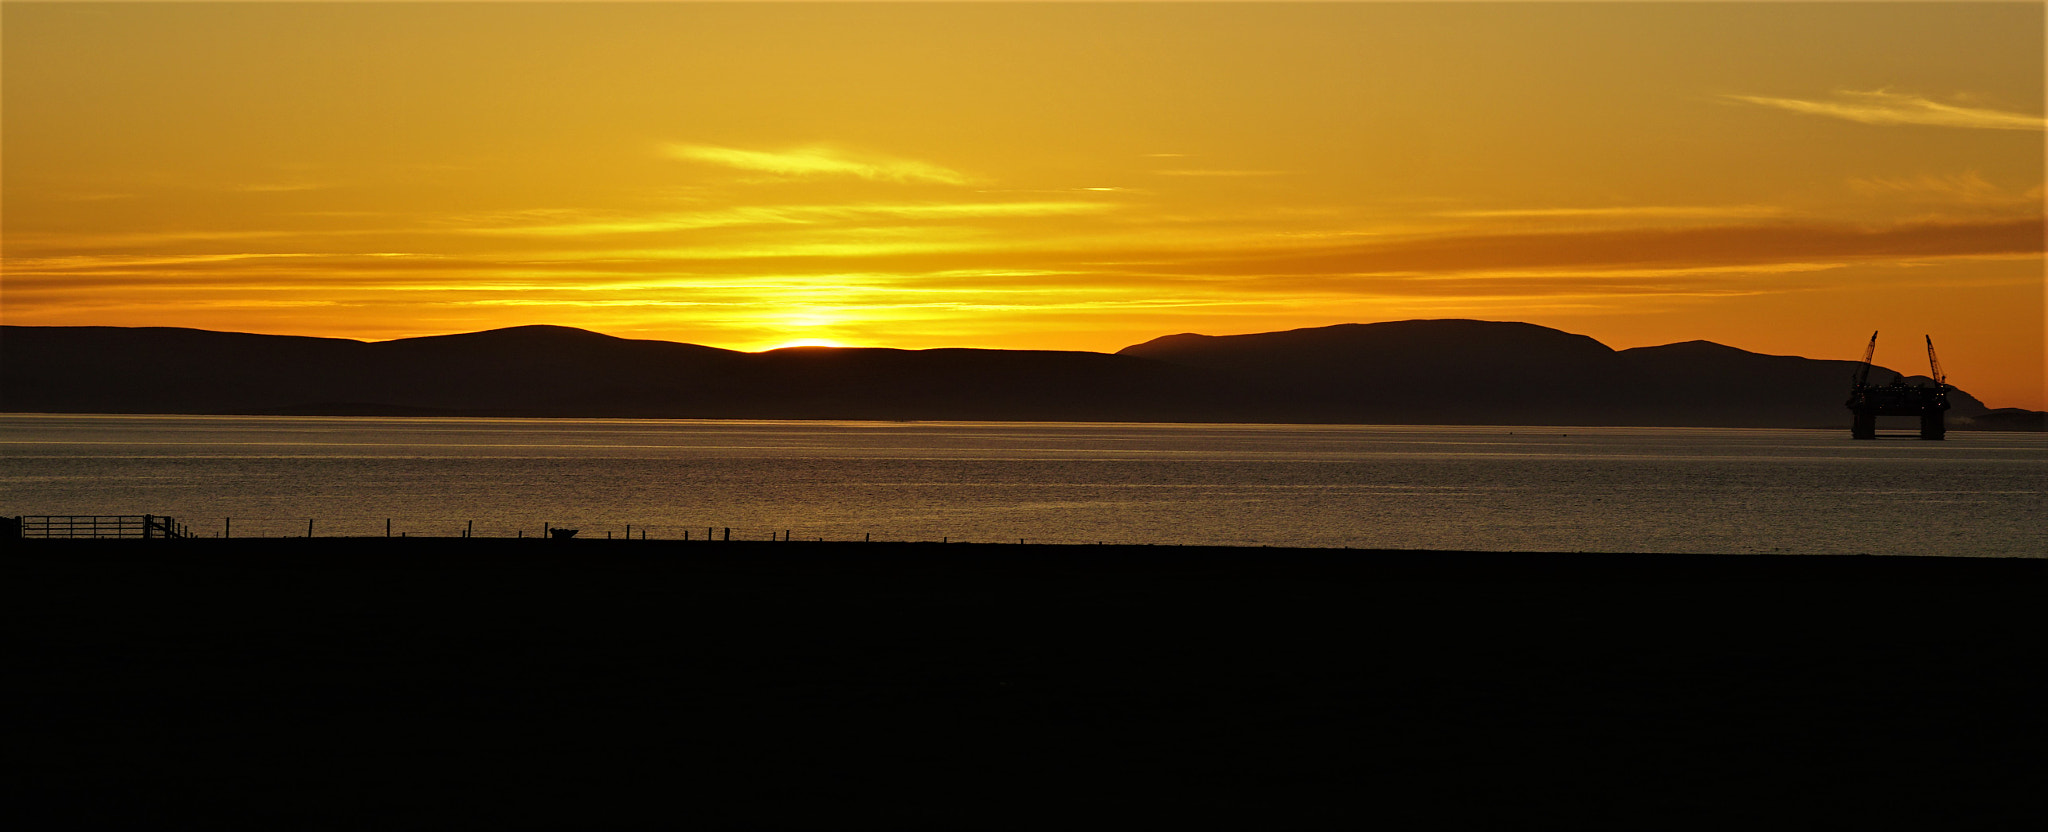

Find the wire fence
[[12, 515, 195, 540], [4, 508, 1202, 548], [5, 514, 1110, 546]]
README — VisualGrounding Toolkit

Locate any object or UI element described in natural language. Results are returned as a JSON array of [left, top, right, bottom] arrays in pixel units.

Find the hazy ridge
[[4, 320, 2037, 429]]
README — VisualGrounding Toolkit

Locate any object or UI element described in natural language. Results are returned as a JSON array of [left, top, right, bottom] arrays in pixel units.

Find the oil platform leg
[[1919, 411, 1946, 440], [1852, 412, 1877, 440]]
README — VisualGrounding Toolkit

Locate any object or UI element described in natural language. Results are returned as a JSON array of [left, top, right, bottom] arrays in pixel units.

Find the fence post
[[143, 514, 155, 540], [225, 517, 231, 539], [307, 519, 314, 538]]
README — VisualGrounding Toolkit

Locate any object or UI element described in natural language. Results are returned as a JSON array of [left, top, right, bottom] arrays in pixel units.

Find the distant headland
[[3, 319, 2042, 430]]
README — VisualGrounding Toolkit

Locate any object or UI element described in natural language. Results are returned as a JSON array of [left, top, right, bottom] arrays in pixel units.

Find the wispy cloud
[[455, 200, 1117, 238], [662, 143, 973, 184], [833, 201, 1115, 220], [6, 252, 324, 272], [1440, 205, 1787, 220], [456, 206, 814, 237], [3, 229, 308, 251], [1846, 171, 2037, 206], [402, 215, 2047, 287], [1168, 217, 2046, 278], [1152, 169, 1289, 177], [1725, 90, 2046, 131]]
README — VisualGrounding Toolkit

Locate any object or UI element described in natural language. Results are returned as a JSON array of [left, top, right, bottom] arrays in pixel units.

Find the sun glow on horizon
[[758, 338, 853, 352]]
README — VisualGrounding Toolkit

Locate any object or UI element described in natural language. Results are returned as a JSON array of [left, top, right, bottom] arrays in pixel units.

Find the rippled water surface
[[2, 414, 2041, 555]]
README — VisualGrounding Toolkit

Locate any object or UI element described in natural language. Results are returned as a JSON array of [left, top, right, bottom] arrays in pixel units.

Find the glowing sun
[[760, 338, 850, 351]]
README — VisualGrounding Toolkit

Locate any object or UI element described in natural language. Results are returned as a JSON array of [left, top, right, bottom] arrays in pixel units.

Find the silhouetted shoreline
[[11, 538, 2040, 827], [12, 321, 2042, 428]]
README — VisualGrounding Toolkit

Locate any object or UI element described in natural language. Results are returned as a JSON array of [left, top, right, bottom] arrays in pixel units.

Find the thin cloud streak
[[662, 143, 975, 185], [1441, 205, 1787, 220], [1166, 217, 2046, 278], [455, 200, 1117, 237], [1151, 169, 1289, 177], [1846, 172, 2044, 210], [15, 216, 2032, 310], [1726, 90, 2046, 131]]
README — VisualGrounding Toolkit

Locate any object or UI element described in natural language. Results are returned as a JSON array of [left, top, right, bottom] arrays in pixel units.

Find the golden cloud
[[662, 143, 974, 185], [1439, 205, 1788, 221], [1167, 217, 2046, 277], [1151, 169, 1290, 178], [455, 201, 1117, 238], [1726, 90, 2046, 131]]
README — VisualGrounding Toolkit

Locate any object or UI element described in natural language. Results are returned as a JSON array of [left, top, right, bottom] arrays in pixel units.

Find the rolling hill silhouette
[[3, 320, 2024, 428], [1119, 321, 2000, 427], [0, 324, 1222, 421]]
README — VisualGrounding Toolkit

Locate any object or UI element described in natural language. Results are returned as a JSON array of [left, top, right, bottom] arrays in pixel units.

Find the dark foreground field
[[8, 539, 2043, 829]]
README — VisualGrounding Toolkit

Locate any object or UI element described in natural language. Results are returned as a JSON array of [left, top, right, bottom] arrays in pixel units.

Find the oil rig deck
[[1845, 332, 1949, 440]]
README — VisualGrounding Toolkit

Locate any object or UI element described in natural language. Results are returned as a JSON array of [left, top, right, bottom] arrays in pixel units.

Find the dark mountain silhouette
[[0, 325, 1223, 422], [1968, 408, 2048, 432], [1119, 320, 1621, 424], [1118, 320, 2000, 428], [2, 320, 2026, 429]]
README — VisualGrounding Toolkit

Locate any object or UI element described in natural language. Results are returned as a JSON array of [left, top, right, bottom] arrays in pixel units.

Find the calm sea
[[1, 414, 2041, 556]]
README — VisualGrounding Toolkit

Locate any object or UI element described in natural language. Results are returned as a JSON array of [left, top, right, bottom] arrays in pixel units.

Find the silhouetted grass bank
[[10, 539, 2040, 828]]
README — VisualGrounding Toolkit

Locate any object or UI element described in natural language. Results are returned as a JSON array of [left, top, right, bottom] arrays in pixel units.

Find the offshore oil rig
[[1846, 332, 1950, 440]]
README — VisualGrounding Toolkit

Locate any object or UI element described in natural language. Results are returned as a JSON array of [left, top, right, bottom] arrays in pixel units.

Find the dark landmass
[[1119, 320, 2014, 428], [0, 324, 1222, 423], [4, 319, 2035, 429], [8, 538, 2041, 828], [1969, 407, 2048, 432]]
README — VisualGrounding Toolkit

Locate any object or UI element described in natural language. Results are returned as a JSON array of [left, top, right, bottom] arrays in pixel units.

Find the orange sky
[[5, 2, 2044, 408]]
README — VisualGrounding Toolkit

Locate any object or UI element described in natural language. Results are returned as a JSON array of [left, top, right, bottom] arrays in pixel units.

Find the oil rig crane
[[1846, 331, 1950, 439], [1925, 335, 1945, 388]]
